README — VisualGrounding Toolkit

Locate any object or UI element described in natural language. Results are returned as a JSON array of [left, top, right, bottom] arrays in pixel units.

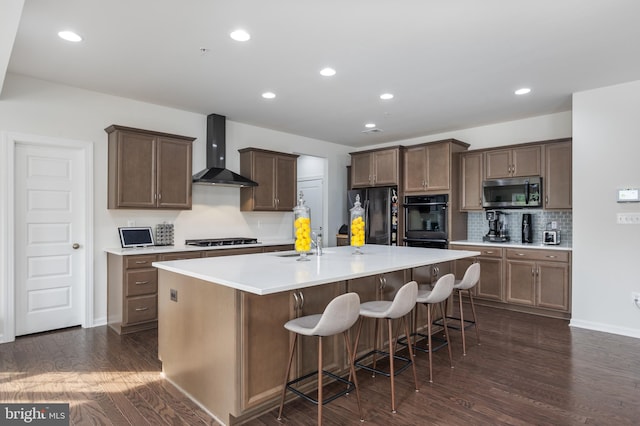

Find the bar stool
[[352, 280, 419, 414], [452, 263, 481, 355], [277, 292, 363, 425], [413, 273, 455, 383]]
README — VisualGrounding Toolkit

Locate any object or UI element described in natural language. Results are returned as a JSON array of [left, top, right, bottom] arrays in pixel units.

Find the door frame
[[1, 132, 94, 343]]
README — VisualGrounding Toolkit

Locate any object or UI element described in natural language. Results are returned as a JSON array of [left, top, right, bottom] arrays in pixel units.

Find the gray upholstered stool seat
[[353, 280, 419, 414], [278, 292, 363, 425]]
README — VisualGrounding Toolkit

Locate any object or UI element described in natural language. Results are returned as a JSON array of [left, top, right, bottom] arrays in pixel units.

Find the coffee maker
[[522, 213, 533, 243], [483, 210, 509, 242]]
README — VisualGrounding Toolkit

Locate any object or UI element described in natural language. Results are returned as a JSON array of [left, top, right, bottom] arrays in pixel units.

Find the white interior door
[[14, 143, 85, 336]]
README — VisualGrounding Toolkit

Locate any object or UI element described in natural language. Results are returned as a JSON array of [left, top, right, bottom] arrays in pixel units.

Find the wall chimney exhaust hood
[[192, 114, 258, 187]]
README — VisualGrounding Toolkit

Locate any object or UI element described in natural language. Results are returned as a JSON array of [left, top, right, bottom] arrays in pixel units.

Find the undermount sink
[[276, 252, 314, 258]]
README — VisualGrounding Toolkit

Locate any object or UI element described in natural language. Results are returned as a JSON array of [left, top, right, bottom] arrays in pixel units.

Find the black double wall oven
[[403, 194, 448, 249]]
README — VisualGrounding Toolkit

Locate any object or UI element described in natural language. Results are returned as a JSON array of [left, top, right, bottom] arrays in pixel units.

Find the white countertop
[[152, 244, 481, 295], [104, 239, 294, 256], [450, 240, 572, 251]]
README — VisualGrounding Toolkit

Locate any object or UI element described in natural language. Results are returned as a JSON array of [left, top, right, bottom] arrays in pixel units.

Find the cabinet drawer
[[125, 269, 158, 297], [125, 255, 158, 269], [160, 252, 202, 261], [451, 245, 503, 258], [204, 247, 263, 257], [125, 295, 157, 324], [506, 248, 569, 263]]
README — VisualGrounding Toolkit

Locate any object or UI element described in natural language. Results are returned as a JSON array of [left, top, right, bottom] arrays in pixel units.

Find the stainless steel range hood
[[192, 114, 258, 187]]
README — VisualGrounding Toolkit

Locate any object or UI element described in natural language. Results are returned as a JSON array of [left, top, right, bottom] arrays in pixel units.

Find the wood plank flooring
[[1, 305, 639, 425]]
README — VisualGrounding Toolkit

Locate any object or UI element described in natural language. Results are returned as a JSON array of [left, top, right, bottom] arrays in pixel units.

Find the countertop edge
[[450, 240, 572, 251], [104, 239, 295, 256]]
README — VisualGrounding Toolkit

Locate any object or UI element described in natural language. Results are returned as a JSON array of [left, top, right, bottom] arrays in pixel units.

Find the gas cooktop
[[185, 237, 259, 247]]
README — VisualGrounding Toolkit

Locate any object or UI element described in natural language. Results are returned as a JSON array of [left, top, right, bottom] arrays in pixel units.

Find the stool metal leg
[[468, 289, 481, 344], [344, 331, 364, 421], [317, 336, 323, 425], [277, 333, 298, 420], [439, 301, 453, 368], [401, 315, 419, 393], [387, 318, 397, 413]]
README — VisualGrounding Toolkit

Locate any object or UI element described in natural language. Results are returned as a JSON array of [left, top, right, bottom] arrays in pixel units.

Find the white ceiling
[[3, 0, 640, 147]]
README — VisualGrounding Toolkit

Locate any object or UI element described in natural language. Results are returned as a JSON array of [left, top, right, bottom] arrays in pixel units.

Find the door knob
[[72, 243, 80, 249]]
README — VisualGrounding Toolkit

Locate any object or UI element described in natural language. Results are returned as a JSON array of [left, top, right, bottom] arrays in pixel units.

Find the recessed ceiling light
[[320, 67, 336, 77], [262, 92, 276, 99], [365, 123, 376, 128], [515, 88, 531, 95], [58, 31, 82, 42], [230, 29, 251, 42], [380, 93, 394, 100]]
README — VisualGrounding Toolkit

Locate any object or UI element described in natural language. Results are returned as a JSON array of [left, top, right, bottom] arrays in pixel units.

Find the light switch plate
[[617, 212, 640, 224]]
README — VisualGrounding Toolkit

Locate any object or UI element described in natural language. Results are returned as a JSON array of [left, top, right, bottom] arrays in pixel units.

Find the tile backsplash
[[467, 210, 572, 245]]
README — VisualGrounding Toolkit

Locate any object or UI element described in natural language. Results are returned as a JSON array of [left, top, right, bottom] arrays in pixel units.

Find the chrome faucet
[[312, 227, 323, 256]]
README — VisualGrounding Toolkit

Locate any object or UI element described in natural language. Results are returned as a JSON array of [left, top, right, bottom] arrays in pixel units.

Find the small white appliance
[[543, 230, 560, 245]]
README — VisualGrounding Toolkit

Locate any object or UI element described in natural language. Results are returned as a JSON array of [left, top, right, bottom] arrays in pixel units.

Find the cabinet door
[[425, 142, 450, 192], [275, 155, 297, 210], [512, 145, 542, 177], [476, 257, 504, 301], [156, 137, 192, 209], [537, 261, 570, 311], [373, 149, 399, 186], [114, 131, 157, 208], [297, 283, 345, 377], [241, 291, 292, 410], [506, 260, 536, 306], [351, 153, 372, 188], [460, 151, 483, 211], [403, 146, 427, 192], [544, 142, 572, 209], [348, 275, 379, 359], [484, 149, 512, 179], [251, 151, 278, 210]]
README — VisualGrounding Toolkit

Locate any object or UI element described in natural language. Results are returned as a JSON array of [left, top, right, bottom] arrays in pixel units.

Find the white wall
[[359, 110, 572, 151], [0, 73, 350, 331], [571, 80, 640, 338]]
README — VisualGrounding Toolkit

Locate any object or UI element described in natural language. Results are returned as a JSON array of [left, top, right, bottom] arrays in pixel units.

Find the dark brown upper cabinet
[[106, 125, 195, 209]]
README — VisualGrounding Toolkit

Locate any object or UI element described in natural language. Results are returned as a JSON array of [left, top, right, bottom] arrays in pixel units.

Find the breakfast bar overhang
[[153, 245, 480, 425]]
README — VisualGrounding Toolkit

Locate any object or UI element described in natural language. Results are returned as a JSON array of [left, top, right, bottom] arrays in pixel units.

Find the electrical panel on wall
[[617, 188, 639, 202]]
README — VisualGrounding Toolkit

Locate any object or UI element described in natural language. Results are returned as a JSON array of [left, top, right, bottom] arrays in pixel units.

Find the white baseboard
[[569, 319, 640, 339]]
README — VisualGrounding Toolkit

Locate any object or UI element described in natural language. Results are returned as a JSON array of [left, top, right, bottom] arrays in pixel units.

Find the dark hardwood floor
[[1, 305, 639, 425]]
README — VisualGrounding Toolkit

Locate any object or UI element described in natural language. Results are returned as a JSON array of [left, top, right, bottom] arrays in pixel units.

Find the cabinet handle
[[298, 291, 305, 310], [158, 193, 162, 200], [135, 261, 148, 264], [517, 253, 525, 256], [135, 281, 149, 285], [536, 268, 540, 276], [545, 196, 549, 204], [531, 269, 535, 276], [379, 276, 385, 290], [484, 250, 494, 254], [135, 307, 149, 311], [292, 292, 300, 310], [545, 255, 557, 259]]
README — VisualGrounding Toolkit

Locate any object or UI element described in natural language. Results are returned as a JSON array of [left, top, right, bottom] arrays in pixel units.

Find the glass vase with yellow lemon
[[350, 194, 365, 254], [293, 191, 312, 261]]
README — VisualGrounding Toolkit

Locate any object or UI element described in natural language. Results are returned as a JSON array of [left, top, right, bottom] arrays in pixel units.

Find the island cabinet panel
[[106, 125, 194, 209], [347, 270, 409, 360], [239, 148, 298, 211], [240, 281, 346, 412], [485, 145, 542, 179]]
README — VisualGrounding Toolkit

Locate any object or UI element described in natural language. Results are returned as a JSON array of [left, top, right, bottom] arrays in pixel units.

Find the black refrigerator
[[347, 187, 398, 245]]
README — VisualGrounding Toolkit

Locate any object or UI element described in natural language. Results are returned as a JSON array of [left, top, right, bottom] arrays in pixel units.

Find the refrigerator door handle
[[364, 199, 370, 243]]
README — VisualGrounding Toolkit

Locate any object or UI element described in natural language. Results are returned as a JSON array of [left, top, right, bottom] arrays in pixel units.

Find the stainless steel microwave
[[482, 176, 542, 209]]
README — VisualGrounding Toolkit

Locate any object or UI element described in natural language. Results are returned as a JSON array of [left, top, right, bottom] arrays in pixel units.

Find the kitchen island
[[153, 244, 479, 425]]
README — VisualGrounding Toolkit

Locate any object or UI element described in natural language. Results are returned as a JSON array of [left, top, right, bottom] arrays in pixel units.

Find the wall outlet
[[633, 292, 640, 304], [170, 288, 178, 302], [617, 213, 640, 225]]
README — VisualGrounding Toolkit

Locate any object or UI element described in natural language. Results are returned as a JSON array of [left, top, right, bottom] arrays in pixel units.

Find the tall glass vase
[[293, 191, 311, 261], [350, 194, 365, 255]]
